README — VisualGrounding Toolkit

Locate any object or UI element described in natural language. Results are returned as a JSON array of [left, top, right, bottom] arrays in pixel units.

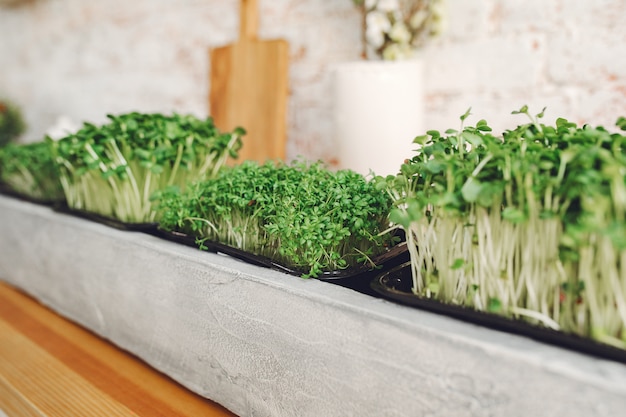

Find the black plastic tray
[[156, 228, 409, 280], [371, 261, 626, 364], [0, 185, 63, 207], [53, 205, 159, 233]]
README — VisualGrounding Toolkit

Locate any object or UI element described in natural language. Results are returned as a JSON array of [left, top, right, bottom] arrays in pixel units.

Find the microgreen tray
[[156, 228, 409, 280], [0, 184, 63, 207], [371, 262, 626, 364]]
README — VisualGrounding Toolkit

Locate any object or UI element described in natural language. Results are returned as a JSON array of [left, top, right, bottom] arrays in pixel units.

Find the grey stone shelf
[[1, 194, 625, 417]]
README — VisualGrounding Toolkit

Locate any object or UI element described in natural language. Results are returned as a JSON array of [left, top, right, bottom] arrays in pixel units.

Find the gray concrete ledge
[[1, 195, 626, 417]]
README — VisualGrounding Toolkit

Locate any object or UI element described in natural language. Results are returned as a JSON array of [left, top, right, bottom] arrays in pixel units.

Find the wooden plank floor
[[0, 281, 237, 417]]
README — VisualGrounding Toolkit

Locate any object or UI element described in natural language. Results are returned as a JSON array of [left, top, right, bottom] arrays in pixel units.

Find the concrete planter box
[[1, 194, 625, 416]]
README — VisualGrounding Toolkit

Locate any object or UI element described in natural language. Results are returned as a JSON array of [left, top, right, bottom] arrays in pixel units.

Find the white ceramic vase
[[332, 59, 424, 177]]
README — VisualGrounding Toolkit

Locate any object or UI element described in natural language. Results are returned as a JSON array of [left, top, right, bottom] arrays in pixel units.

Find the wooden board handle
[[240, 0, 258, 40]]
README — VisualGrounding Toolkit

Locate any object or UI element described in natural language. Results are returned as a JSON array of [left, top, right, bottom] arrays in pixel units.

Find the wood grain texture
[[0, 317, 136, 416], [0, 282, 236, 417], [239, 0, 258, 40], [209, 0, 289, 163]]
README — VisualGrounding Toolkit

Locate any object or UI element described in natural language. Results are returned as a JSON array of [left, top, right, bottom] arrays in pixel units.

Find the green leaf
[[476, 182, 501, 207], [502, 207, 526, 223], [476, 119, 492, 132], [427, 281, 440, 294], [461, 131, 484, 147], [536, 107, 547, 119], [556, 117, 577, 130], [461, 178, 483, 202], [450, 258, 465, 270], [413, 134, 429, 145], [512, 105, 528, 115], [426, 130, 441, 139], [460, 107, 472, 122], [487, 298, 502, 312], [389, 208, 412, 229], [424, 159, 446, 174]]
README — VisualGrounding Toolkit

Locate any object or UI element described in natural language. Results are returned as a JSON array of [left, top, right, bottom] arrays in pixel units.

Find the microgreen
[[157, 160, 394, 277], [49, 112, 243, 223], [0, 141, 64, 202], [379, 107, 626, 348], [0, 98, 26, 146]]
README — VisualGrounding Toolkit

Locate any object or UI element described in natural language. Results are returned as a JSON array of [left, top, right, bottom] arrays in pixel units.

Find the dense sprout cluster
[[0, 141, 64, 202], [4, 103, 626, 350], [0, 99, 26, 146], [50, 112, 243, 223], [157, 160, 394, 277], [378, 107, 626, 348]]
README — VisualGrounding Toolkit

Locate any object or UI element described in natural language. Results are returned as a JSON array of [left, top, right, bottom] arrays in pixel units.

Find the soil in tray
[[371, 261, 626, 364]]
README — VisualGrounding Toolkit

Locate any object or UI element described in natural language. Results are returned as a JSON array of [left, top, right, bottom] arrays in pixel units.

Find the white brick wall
[[1, 0, 625, 164], [428, 0, 626, 134]]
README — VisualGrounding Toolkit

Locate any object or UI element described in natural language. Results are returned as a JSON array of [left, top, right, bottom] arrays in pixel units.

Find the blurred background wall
[[1, 0, 625, 164]]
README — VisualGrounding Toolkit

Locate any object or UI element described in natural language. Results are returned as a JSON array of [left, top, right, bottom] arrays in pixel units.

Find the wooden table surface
[[0, 281, 237, 417]]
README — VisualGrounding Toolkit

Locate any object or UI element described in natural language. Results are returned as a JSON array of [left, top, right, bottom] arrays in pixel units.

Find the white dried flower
[[431, 0, 446, 15], [364, 0, 378, 9], [388, 21, 411, 44], [366, 26, 386, 48], [353, 0, 447, 60], [366, 10, 391, 34], [428, 0, 448, 37], [409, 9, 428, 29], [382, 42, 414, 60], [376, 0, 400, 12]]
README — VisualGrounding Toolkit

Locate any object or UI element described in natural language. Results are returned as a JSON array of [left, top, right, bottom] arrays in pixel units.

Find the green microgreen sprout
[[0, 141, 64, 203], [49, 112, 243, 223], [0, 98, 26, 146], [379, 107, 626, 349], [157, 160, 395, 278]]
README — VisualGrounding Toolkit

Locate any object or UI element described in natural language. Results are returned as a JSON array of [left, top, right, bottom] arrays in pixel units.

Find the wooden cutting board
[[209, 0, 289, 163]]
